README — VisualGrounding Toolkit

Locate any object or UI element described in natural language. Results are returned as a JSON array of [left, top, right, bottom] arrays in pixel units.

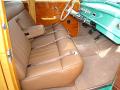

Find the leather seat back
[[5, 1, 35, 30], [5, 1, 24, 21], [15, 10, 35, 30], [9, 19, 31, 80]]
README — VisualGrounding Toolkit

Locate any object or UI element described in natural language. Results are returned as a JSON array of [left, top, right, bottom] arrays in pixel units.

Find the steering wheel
[[60, 0, 76, 21]]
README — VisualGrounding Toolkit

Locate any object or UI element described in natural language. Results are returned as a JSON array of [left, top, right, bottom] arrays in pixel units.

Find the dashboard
[[75, 1, 120, 44]]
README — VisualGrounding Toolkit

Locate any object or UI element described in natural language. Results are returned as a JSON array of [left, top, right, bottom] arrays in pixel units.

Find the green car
[[80, 0, 120, 44]]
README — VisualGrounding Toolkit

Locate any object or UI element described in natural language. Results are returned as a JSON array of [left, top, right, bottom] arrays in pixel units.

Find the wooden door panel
[[35, 2, 59, 25], [35, 1, 80, 37]]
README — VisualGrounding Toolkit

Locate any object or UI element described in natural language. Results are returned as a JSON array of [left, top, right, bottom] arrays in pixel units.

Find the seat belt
[[32, 35, 71, 49], [27, 50, 78, 67], [44, 29, 67, 36]]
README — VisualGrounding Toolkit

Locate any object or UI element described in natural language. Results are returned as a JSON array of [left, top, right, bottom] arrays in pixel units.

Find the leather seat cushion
[[55, 30, 68, 39], [29, 44, 59, 64], [31, 34, 55, 48], [22, 60, 61, 90], [24, 25, 45, 33], [24, 38, 83, 90], [57, 38, 83, 68], [22, 57, 82, 90], [26, 24, 44, 29]]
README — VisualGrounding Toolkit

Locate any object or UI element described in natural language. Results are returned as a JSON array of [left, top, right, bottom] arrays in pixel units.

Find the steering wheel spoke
[[60, 0, 76, 21]]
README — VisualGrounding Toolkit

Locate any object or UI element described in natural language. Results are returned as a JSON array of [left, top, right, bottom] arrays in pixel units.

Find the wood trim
[[27, 0, 36, 22], [24, 1, 80, 37], [35, 2, 80, 37]]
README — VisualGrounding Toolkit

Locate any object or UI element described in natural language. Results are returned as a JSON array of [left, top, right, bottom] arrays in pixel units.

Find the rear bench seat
[[6, 1, 83, 90]]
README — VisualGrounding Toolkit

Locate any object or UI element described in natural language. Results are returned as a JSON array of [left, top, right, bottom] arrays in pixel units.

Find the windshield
[[81, 0, 120, 3]]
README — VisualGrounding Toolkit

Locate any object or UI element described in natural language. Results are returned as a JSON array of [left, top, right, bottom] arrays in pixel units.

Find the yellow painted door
[[0, 1, 20, 90], [0, 63, 8, 90]]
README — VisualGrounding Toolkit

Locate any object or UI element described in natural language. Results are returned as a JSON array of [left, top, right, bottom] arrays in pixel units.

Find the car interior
[[2, 0, 120, 90]]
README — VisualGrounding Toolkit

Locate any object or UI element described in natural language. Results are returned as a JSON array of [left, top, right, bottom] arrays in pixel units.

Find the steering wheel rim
[[60, 0, 76, 21]]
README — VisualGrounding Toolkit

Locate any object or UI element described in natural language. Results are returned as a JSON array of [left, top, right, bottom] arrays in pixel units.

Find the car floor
[[44, 22, 120, 90]]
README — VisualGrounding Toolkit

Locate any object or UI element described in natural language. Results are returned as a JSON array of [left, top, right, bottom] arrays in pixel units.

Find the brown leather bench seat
[[6, 1, 83, 90], [11, 8, 68, 48]]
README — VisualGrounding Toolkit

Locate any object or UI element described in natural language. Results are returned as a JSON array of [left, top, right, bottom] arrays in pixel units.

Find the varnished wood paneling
[[35, 2, 60, 25], [61, 15, 79, 37], [24, 1, 80, 37], [61, 2, 80, 37], [35, 1, 80, 37]]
